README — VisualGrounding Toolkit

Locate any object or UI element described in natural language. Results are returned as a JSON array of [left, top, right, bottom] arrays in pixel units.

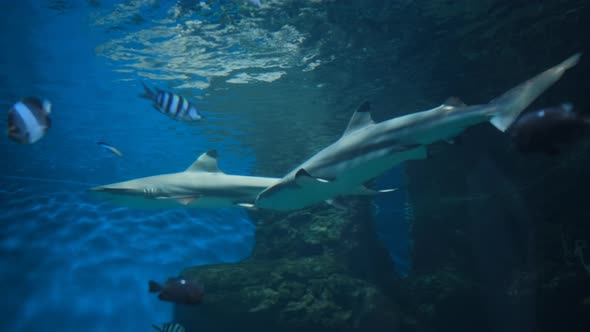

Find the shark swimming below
[[254, 53, 581, 211], [90, 150, 280, 209]]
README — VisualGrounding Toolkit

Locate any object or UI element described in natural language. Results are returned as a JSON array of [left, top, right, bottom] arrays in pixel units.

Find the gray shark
[[255, 53, 581, 211], [90, 150, 280, 209]]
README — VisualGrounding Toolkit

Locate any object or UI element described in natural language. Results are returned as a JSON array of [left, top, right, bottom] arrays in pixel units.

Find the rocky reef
[[173, 1, 590, 331], [175, 200, 402, 332]]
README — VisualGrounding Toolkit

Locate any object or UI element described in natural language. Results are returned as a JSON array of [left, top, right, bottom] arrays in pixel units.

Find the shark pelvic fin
[[342, 101, 375, 136], [355, 186, 399, 196], [236, 203, 256, 209], [186, 150, 223, 173], [176, 197, 199, 205]]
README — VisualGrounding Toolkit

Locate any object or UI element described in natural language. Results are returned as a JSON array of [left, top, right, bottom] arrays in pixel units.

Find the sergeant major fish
[[508, 103, 590, 155], [140, 82, 203, 122], [152, 323, 185, 332], [7, 97, 52, 144]]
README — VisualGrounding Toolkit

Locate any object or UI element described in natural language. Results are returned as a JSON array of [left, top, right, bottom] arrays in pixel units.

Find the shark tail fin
[[489, 53, 581, 132]]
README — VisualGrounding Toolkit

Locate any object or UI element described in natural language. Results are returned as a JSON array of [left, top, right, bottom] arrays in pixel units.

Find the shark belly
[[255, 145, 426, 211]]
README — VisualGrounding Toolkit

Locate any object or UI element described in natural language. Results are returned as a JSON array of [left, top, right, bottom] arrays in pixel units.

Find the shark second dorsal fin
[[186, 150, 222, 173], [439, 97, 467, 111], [342, 101, 374, 137], [444, 97, 466, 107]]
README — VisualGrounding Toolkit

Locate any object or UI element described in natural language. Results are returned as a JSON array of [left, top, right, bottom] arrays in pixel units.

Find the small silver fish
[[7, 97, 52, 144], [140, 83, 203, 122], [97, 142, 124, 157], [152, 323, 185, 332]]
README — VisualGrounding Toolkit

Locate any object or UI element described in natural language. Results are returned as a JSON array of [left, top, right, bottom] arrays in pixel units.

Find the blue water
[[0, 1, 409, 331]]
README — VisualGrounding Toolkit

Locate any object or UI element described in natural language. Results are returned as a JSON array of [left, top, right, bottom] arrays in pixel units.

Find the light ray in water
[[0, 175, 99, 187]]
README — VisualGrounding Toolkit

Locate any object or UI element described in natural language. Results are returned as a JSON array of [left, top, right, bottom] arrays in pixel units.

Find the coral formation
[[175, 200, 401, 332]]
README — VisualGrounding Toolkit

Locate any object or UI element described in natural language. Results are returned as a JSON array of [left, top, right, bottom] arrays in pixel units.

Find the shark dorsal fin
[[441, 97, 466, 110], [186, 150, 222, 173], [342, 101, 374, 137]]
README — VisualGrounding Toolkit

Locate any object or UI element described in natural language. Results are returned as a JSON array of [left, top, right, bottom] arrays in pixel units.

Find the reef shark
[[90, 150, 280, 209], [254, 53, 581, 211]]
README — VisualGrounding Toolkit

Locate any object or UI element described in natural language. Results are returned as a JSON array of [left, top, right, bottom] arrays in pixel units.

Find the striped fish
[[152, 323, 186, 332], [7, 97, 52, 144], [141, 83, 203, 122]]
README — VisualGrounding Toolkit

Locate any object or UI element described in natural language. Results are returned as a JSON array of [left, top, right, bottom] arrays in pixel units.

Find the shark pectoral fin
[[294, 169, 330, 187]]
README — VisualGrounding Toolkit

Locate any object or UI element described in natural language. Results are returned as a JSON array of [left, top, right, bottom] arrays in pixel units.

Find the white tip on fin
[[354, 186, 399, 196], [377, 188, 398, 193], [186, 150, 222, 173], [294, 168, 330, 187], [236, 203, 256, 209]]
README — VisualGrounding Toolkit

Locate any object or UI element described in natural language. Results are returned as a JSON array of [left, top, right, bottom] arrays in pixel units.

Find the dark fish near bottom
[[149, 277, 204, 305], [152, 323, 185, 332], [508, 103, 590, 155]]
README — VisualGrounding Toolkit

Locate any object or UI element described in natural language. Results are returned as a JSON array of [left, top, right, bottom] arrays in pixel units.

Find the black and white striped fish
[[152, 323, 185, 332], [141, 83, 203, 122], [7, 97, 52, 144]]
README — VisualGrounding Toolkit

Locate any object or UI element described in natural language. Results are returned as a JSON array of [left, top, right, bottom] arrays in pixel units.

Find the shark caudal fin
[[489, 53, 581, 132]]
